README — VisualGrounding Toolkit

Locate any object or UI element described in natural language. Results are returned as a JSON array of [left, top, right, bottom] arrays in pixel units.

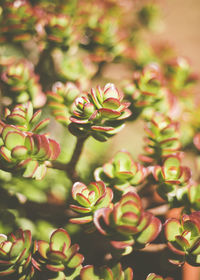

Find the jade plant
[[0, 0, 199, 279]]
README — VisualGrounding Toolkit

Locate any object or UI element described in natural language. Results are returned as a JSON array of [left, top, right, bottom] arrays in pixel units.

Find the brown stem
[[66, 136, 88, 181], [50, 136, 88, 182], [141, 243, 167, 252], [147, 204, 169, 216]]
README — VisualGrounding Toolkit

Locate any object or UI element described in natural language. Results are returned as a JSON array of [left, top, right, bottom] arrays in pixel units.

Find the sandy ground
[[158, 0, 200, 72]]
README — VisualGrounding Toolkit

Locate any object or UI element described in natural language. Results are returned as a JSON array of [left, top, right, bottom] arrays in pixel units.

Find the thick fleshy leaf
[[32, 134, 50, 159], [164, 219, 181, 241], [46, 262, 65, 272], [69, 216, 93, 224], [2, 125, 20, 141], [99, 108, 121, 118], [7, 114, 26, 125], [50, 229, 71, 252], [32, 118, 50, 133], [9, 239, 24, 259], [124, 267, 134, 280], [24, 135, 34, 152], [93, 208, 112, 235], [5, 131, 25, 150], [33, 164, 47, 180], [76, 193, 91, 208], [111, 263, 123, 279], [100, 267, 113, 280], [103, 98, 121, 109], [70, 205, 91, 213], [48, 139, 61, 160], [117, 224, 139, 235], [80, 265, 100, 280], [136, 216, 162, 244], [175, 235, 190, 249], [47, 250, 66, 262], [0, 146, 12, 162], [23, 160, 38, 178], [30, 110, 42, 125], [67, 253, 84, 268], [37, 240, 49, 259], [11, 145, 28, 159]]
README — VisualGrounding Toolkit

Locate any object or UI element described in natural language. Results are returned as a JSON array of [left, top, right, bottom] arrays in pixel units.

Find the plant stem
[[50, 136, 88, 182], [66, 136, 88, 181]]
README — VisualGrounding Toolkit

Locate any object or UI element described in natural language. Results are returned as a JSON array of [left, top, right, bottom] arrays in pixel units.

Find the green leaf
[[32, 118, 50, 133], [5, 131, 25, 150], [76, 193, 91, 208], [9, 239, 24, 259], [50, 229, 71, 252], [136, 216, 161, 244], [164, 219, 181, 241], [11, 146, 28, 159], [37, 240, 49, 259], [23, 160, 38, 178], [124, 267, 133, 280], [80, 265, 99, 280], [67, 253, 84, 268]]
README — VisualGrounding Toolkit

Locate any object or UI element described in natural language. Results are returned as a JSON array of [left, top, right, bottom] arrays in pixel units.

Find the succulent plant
[[94, 192, 162, 253], [35, 228, 84, 279], [0, 229, 33, 278], [1, 60, 46, 108], [69, 83, 131, 141], [0, 102, 60, 179], [0, 0, 36, 43], [139, 113, 181, 165], [69, 181, 113, 224], [44, 13, 75, 51], [164, 212, 200, 266], [153, 155, 191, 203], [94, 151, 146, 192], [122, 64, 173, 120], [165, 57, 198, 93], [80, 262, 133, 280], [47, 81, 81, 127]]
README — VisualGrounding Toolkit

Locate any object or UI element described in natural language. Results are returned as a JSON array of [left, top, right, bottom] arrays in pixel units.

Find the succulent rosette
[[122, 64, 173, 120], [94, 151, 146, 192], [139, 113, 181, 164], [35, 228, 84, 279], [153, 155, 191, 203], [0, 0, 36, 43], [47, 81, 81, 126], [0, 229, 33, 278], [69, 83, 131, 141], [1, 60, 46, 108], [80, 262, 133, 280], [165, 57, 198, 93], [0, 102, 60, 179], [164, 212, 200, 266], [94, 192, 162, 253], [79, 10, 125, 61], [44, 13, 75, 51], [69, 181, 113, 224]]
